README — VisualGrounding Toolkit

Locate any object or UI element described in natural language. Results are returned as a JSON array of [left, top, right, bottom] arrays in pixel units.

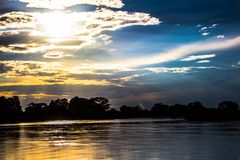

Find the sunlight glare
[[38, 12, 76, 38]]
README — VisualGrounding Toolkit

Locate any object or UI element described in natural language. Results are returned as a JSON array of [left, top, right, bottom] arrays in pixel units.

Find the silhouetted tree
[[218, 101, 239, 111], [169, 104, 188, 118], [69, 97, 92, 114], [0, 96, 23, 122], [25, 103, 48, 121], [90, 97, 110, 112], [120, 105, 149, 117], [187, 101, 205, 110], [151, 103, 170, 117], [1, 94, 240, 123], [0, 96, 22, 112], [69, 97, 111, 114], [47, 98, 69, 116]]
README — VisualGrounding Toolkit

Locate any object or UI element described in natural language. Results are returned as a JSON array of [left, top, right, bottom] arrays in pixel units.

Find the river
[[0, 119, 240, 160]]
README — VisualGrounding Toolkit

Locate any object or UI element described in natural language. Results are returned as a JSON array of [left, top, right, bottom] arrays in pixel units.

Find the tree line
[[0, 96, 240, 123]]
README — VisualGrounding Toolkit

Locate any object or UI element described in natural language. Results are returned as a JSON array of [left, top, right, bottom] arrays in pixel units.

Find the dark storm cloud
[[0, 62, 12, 73]]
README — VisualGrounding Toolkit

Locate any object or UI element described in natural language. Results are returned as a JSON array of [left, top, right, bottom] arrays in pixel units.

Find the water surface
[[0, 119, 240, 160]]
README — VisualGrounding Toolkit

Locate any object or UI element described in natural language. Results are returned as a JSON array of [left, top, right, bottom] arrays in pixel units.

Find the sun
[[37, 12, 76, 39]]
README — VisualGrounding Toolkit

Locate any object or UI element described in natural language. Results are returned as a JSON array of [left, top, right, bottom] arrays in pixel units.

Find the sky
[[0, 0, 240, 108]]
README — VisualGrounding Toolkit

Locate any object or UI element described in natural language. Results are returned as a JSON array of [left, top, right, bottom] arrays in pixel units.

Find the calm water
[[0, 119, 240, 160]]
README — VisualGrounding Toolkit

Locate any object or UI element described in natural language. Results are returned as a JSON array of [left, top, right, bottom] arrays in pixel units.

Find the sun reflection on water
[[1, 121, 113, 160], [1, 119, 239, 160]]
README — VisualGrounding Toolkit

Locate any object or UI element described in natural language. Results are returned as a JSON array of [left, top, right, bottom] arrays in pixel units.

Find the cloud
[[199, 24, 218, 36], [145, 66, 220, 74], [0, 60, 63, 76], [195, 66, 220, 69], [85, 36, 240, 69], [200, 27, 208, 31], [146, 67, 191, 73], [18, 0, 124, 9], [59, 37, 240, 71], [0, 12, 35, 28], [232, 61, 240, 68], [211, 24, 218, 28], [112, 73, 147, 83], [197, 60, 210, 63], [2, 59, 216, 88], [181, 54, 216, 61], [0, 60, 121, 87], [0, 91, 69, 99], [0, 62, 12, 73], [217, 35, 225, 39], [31, 37, 239, 73], [98, 34, 112, 45], [0, 91, 16, 97], [43, 51, 74, 59], [0, 9, 160, 53], [202, 32, 210, 36], [199, 24, 218, 32]]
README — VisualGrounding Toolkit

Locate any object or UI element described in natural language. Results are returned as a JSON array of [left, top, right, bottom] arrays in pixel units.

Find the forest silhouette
[[0, 96, 240, 123]]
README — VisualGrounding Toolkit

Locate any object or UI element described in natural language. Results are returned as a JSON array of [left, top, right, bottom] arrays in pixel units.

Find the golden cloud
[[0, 7, 160, 54], [0, 60, 122, 87]]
